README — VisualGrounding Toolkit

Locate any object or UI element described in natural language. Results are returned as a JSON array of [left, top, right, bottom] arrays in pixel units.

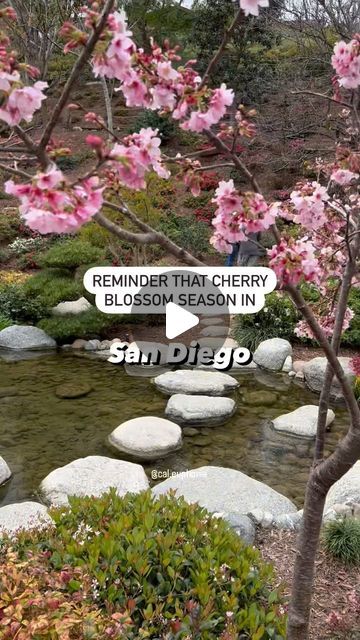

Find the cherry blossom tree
[[0, 0, 360, 638]]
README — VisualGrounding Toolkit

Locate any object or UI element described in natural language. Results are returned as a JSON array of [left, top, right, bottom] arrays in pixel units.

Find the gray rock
[[183, 427, 201, 436], [0, 325, 56, 351], [165, 394, 236, 426], [274, 510, 303, 531], [295, 371, 305, 381], [154, 370, 239, 396], [200, 326, 230, 338], [129, 341, 169, 366], [152, 466, 296, 519], [52, 297, 92, 316], [272, 405, 335, 439], [0, 502, 53, 536], [223, 512, 255, 545], [0, 457, 11, 485], [84, 339, 101, 351], [198, 337, 238, 350], [248, 509, 274, 528], [325, 461, 360, 510], [304, 357, 355, 400], [108, 417, 182, 461], [282, 356, 293, 373], [253, 338, 292, 371], [40, 455, 149, 506], [200, 317, 225, 326], [245, 390, 276, 407], [99, 340, 111, 350]]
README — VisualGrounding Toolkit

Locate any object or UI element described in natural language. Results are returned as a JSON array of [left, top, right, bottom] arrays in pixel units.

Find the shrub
[[38, 239, 105, 270], [159, 212, 214, 258], [343, 287, 360, 347], [0, 546, 124, 639], [14, 491, 286, 639], [0, 270, 29, 290], [233, 292, 298, 351], [8, 236, 46, 256], [23, 269, 83, 308], [37, 307, 124, 343], [127, 109, 177, 143], [0, 285, 48, 323], [323, 517, 360, 565], [0, 314, 12, 330], [0, 209, 21, 242]]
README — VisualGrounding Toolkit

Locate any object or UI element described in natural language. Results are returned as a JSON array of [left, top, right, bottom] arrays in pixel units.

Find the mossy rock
[[55, 383, 93, 399]]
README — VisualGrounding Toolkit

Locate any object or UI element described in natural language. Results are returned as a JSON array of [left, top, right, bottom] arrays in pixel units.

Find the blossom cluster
[[295, 306, 354, 339], [89, 10, 235, 132], [5, 167, 104, 234], [331, 37, 360, 89], [268, 238, 321, 287], [210, 179, 277, 253]]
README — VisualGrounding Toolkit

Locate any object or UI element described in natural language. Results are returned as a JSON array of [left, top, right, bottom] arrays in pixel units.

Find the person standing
[[225, 232, 265, 266]]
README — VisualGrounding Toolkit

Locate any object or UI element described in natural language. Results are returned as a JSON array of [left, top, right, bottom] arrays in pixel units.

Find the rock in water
[[55, 383, 93, 399], [40, 456, 149, 506], [0, 502, 53, 536], [165, 394, 236, 426], [0, 325, 56, 350], [304, 357, 355, 400], [108, 417, 182, 460], [0, 457, 11, 486], [253, 338, 292, 371], [272, 405, 335, 438], [154, 370, 238, 396], [152, 466, 296, 518]]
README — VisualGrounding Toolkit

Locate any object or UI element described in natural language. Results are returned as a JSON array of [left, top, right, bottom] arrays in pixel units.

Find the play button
[[166, 302, 199, 340]]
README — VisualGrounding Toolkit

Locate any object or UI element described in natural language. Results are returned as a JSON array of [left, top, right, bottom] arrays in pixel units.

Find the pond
[[0, 352, 349, 508]]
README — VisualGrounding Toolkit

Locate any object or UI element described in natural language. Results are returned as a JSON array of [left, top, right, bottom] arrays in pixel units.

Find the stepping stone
[[0, 502, 53, 536], [152, 466, 296, 518], [200, 326, 230, 338], [55, 383, 93, 399], [253, 338, 292, 371], [108, 417, 182, 461], [304, 357, 355, 400], [0, 457, 11, 486], [200, 317, 225, 326], [165, 394, 236, 426], [198, 337, 238, 349], [154, 370, 239, 396], [40, 456, 149, 506], [272, 405, 335, 438], [325, 461, 360, 510]]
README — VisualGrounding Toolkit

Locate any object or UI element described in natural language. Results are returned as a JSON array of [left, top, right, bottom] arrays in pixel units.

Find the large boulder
[[325, 461, 360, 510], [0, 457, 11, 485], [0, 325, 56, 351], [154, 370, 239, 396], [253, 338, 292, 371], [108, 417, 182, 460], [152, 466, 296, 519], [303, 357, 355, 400], [0, 502, 53, 536], [272, 405, 335, 439], [200, 326, 230, 338], [165, 394, 236, 426], [52, 297, 92, 316], [40, 456, 149, 506]]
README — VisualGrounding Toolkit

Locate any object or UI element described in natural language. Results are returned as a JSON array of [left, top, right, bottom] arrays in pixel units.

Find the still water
[[0, 353, 349, 508]]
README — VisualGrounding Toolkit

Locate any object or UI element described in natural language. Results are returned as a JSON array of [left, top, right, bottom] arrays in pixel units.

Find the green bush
[[343, 288, 360, 347], [0, 313, 12, 330], [0, 285, 48, 323], [15, 491, 286, 639], [323, 517, 360, 565], [37, 307, 123, 343], [0, 209, 21, 242], [38, 239, 105, 270], [159, 212, 214, 258], [233, 292, 298, 352], [23, 269, 83, 308], [127, 110, 177, 144]]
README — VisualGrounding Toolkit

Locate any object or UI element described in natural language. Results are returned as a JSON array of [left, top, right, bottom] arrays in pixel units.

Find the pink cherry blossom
[[331, 168, 359, 185], [331, 38, 360, 89], [239, 0, 269, 17], [268, 238, 321, 287], [295, 307, 354, 339], [290, 182, 329, 230], [0, 80, 47, 126]]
